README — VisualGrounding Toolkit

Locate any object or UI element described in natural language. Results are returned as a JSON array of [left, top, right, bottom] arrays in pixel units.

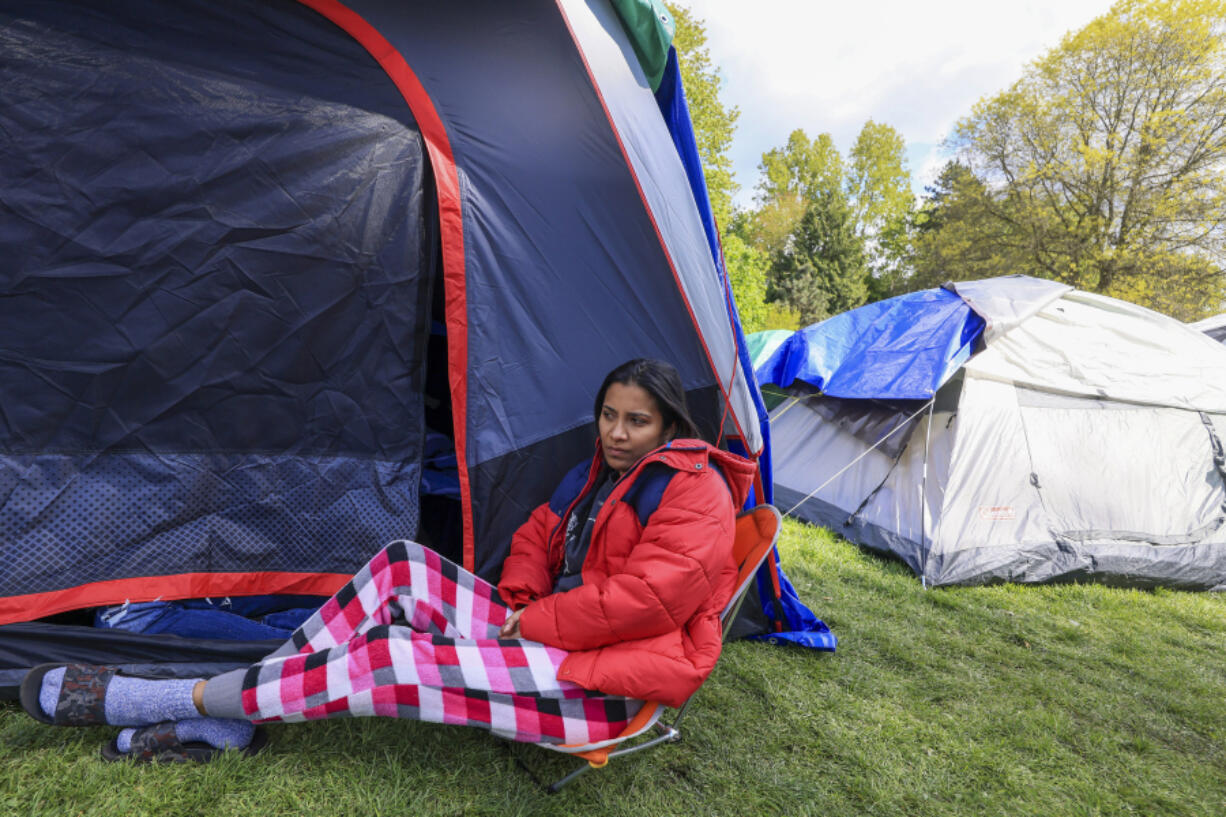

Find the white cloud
[[679, 0, 1114, 206]]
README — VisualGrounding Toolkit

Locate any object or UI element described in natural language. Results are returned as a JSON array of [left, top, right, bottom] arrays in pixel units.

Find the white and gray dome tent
[[758, 275, 1226, 589]]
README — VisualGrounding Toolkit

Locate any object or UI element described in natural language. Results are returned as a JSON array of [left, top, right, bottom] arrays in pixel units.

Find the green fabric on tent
[[746, 329, 793, 370], [747, 330, 794, 411], [610, 0, 674, 91]]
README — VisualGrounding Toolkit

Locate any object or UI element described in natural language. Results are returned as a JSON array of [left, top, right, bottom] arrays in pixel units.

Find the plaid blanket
[[241, 541, 642, 744]]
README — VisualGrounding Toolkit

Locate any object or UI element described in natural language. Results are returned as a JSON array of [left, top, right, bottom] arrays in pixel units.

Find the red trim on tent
[[294, 1, 476, 570], [0, 571, 351, 628], [554, 1, 750, 450]]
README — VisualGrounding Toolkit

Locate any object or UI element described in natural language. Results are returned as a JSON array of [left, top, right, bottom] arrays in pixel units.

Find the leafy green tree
[[721, 232, 769, 332], [736, 192, 807, 260], [721, 232, 801, 332], [846, 120, 915, 296], [744, 123, 912, 311], [865, 211, 918, 301], [846, 120, 913, 240], [757, 129, 844, 204], [904, 161, 1026, 293], [759, 300, 805, 331], [947, 0, 1226, 318], [664, 9, 916, 322], [768, 191, 867, 325], [741, 130, 845, 272]]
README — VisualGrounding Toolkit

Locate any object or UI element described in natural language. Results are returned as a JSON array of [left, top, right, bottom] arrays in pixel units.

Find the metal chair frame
[[534, 504, 784, 793]]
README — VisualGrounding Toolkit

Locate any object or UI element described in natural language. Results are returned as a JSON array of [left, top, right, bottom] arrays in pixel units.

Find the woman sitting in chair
[[22, 358, 754, 762]]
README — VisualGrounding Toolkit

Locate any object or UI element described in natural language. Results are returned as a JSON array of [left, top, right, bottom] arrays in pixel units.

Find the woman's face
[[599, 381, 672, 476]]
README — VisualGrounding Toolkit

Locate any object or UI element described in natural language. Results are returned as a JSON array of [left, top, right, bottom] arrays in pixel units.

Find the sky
[[681, 0, 1117, 208]]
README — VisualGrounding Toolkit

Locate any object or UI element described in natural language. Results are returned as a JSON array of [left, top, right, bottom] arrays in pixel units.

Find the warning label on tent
[[977, 505, 1016, 521]]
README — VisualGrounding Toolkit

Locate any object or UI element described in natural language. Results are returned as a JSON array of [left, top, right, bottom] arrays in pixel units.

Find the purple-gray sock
[[38, 667, 66, 722], [115, 718, 254, 753], [38, 668, 201, 726]]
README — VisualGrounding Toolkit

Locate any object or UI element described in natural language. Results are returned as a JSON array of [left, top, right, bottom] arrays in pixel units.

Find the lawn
[[2, 519, 1224, 817]]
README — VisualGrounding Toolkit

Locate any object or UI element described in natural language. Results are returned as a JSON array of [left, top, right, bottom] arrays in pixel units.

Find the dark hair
[[593, 358, 702, 441]]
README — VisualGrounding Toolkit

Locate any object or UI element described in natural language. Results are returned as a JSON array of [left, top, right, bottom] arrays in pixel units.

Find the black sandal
[[20, 663, 117, 726], [101, 721, 269, 764]]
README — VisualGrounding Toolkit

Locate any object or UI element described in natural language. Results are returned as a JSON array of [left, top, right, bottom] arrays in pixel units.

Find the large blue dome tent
[[0, 0, 832, 694]]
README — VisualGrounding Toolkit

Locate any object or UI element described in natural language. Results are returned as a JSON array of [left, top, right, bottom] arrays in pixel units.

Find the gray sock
[[116, 718, 254, 752], [38, 668, 200, 726], [38, 667, 66, 721]]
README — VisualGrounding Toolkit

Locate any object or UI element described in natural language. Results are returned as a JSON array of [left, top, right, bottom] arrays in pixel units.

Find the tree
[[667, 3, 739, 229], [721, 232, 801, 331], [721, 232, 769, 332], [740, 130, 846, 268], [768, 191, 867, 325], [904, 161, 1026, 293], [736, 191, 807, 260], [846, 120, 913, 241], [757, 129, 844, 204], [744, 123, 913, 308], [948, 0, 1226, 317], [846, 120, 915, 296]]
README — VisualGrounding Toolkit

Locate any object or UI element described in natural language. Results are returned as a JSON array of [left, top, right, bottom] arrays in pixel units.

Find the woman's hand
[[499, 607, 525, 639]]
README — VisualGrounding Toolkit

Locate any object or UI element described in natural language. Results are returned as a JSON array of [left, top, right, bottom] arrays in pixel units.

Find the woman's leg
[[31, 541, 502, 727], [222, 541, 646, 745], [195, 539, 508, 718], [276, 539, 508, 656], [106, 537, 480, 755], [239, 625, 642, 745], [31, 540, 639, 752]]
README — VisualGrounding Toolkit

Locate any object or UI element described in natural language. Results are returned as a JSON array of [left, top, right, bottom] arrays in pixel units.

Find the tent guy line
[[779, 398, 935, 519]]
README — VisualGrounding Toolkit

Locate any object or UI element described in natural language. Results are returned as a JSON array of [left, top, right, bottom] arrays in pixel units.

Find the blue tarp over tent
[[756, 287, 986, 400]]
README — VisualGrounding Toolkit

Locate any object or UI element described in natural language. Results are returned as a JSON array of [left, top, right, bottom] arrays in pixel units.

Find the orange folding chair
[[534, 504, 783, 793]]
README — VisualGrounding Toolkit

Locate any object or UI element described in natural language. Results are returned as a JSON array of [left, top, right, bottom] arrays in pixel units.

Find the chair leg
[[546, 723, 683, 793], [548, 761, 593, 793]]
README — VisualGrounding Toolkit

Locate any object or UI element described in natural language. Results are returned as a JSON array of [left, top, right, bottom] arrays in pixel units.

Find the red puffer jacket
[[497, 439, 755, 708]]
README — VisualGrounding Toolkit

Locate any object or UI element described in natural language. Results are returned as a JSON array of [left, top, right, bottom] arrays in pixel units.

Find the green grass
[[3, 519, 1225, 816]]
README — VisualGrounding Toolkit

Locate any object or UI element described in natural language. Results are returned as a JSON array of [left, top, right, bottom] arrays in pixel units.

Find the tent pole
[[919, 397, 936, 589]]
